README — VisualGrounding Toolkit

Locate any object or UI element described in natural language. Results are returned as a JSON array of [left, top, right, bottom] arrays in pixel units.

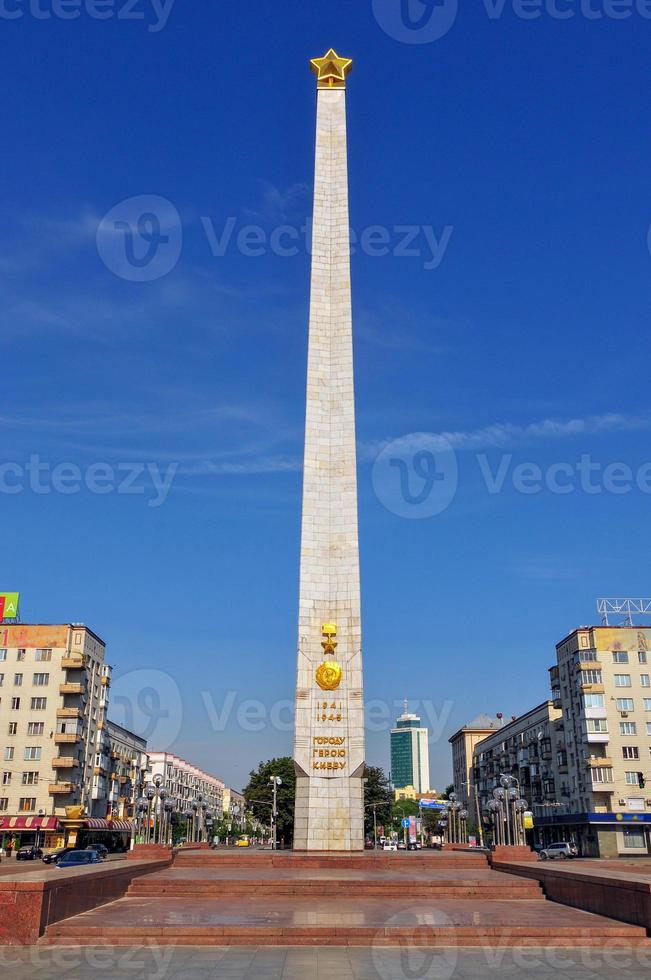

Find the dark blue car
[[57, 849, 102, 868]]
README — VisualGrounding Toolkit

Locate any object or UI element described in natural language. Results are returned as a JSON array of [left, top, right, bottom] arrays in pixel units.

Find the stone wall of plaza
[[546, 626, 651, 857], [148, 751, 224, 817], [0, 624, 111, 838], [472, 701, 563, 830]]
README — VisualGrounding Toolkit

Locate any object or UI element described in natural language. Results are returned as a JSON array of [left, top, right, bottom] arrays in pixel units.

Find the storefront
[[60, 817, 134, 853], [534, 810, 651, 857], [0, 815, 63, 853]]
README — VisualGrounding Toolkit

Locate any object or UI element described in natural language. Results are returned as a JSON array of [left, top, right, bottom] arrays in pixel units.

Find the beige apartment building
[[472, 701, 563, 844], [148, 751, 223, 819], [104, 720, 149, 820], [0, 623, 114, 849], [546, 625, 651, 857], [449, 713, 503, 809]]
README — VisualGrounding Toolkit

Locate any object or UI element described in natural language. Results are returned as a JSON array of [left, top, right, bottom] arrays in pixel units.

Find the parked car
[[16, 845, 43, 861], [382, 841, 397, 851], [57, 850, 102, 868], [407, 841, 419, 851], [43, 847, 78, 865], [539, 842, 578, 861], [397, 841, 407, 850], [84, 844, 108, 860]]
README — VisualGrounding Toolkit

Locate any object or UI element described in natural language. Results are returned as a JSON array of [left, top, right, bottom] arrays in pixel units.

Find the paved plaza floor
[[1, 944, 651, 980]]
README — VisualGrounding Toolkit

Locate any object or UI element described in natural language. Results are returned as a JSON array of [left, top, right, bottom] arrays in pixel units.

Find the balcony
[[52, 757, 79, 769], [54, 732, 82, 744], [56, 707, 82, 720], [586, 757, 613, 768], [101, 675, 110, 687], [579, 682, 605, 694], [578, 660, 601, 671], [586, 732, 609, 744], [61, 656, 85, 670], [59, 682, 84, 696], [49, 782, 75, 795]]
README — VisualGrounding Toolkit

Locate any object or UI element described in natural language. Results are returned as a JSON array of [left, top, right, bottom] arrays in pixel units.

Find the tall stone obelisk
[[293, 50, 365, 851]]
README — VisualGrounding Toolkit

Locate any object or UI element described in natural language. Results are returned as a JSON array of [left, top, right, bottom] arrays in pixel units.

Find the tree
[[363, 766, 393, 838], [243, 757, 296, 846], [441, 784, 455, 800]]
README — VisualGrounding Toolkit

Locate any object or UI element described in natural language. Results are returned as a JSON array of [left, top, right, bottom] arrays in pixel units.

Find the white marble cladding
[[293, 87, 365, 851]]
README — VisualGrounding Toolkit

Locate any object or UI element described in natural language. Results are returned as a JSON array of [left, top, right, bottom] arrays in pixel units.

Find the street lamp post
[[269, 776, 282, 850]]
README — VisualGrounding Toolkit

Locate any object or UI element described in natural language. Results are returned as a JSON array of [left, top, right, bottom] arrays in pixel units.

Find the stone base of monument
[[489, 845, 539, 864], [127, 844, 174, 861], [41, 849, 648, 947]]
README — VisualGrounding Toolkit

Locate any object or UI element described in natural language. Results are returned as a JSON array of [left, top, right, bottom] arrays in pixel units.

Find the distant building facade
[[148, 751, 223, 818], [448, 714, 503, 809], [104, 720, 149, 820], [390, 711, 430, 794]]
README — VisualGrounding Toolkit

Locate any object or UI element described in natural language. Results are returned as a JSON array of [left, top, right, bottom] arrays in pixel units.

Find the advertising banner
[[419, 798, 447, 810], [408, 815, 417, 843], [0, 593, 19, 621]]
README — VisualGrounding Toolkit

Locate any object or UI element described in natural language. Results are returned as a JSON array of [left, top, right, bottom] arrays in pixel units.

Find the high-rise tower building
[[391, 710, 430, 795], [292, 49, 365, 851]]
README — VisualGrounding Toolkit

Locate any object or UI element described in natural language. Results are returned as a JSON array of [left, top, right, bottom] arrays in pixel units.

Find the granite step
[[129, 878, 543, 899], [43, 895, 649, 948]]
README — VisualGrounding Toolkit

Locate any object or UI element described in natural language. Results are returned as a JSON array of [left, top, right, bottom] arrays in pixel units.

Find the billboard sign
[[0, 593, 19, 621], [419, 798, 447, 810]]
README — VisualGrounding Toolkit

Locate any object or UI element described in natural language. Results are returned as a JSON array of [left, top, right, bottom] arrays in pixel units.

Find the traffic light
[[637, 772, 645, 789]]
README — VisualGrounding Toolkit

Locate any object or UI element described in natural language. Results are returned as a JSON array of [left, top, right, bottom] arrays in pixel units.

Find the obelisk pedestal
[[293, 50, 365, 851]]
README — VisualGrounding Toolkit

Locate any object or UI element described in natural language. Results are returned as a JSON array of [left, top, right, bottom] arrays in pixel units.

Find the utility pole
[[269, 775, 282, 850]]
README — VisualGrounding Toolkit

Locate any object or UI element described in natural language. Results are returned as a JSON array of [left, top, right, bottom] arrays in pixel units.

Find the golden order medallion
[[316, 660, 342, 692]]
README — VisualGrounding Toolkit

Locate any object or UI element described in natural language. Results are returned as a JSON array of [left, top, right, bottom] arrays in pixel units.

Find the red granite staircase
[[42, 850, 650, 947]]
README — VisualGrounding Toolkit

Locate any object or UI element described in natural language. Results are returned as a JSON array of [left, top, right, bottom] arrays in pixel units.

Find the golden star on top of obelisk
[[310, 48, 353, 88]]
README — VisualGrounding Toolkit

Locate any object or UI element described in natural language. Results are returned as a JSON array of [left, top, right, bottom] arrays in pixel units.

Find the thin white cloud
[[360, 413, 651, 460]]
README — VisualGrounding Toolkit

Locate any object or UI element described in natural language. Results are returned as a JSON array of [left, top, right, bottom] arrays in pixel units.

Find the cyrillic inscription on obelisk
[[293, 50, 365, 851]]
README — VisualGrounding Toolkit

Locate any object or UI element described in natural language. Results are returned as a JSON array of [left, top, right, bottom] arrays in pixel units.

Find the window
[[625, 771, 640, 785], [0, 799, 7, 811], [11, 697, 20, 710], [615, 674, 632, 687], [620, 722, 637, 735], [18, 798, 35, 812], [644, 699, 651, 711], [0, 674, 3, 686], [23, 746, 41, 761], [2, 772, 11, 786], [641, 675, 650, 688], [4, 747, 14, 761], [7, 722, 17, 736], [639, 651, 648, 665], [587, 719, 608, 733], [623, 830, 645, 848], [21, 772, 38, 785], [591, 767, 613, 783], [0, 650, 6, 662], [27, 722, 43, 736], [581, 669, 602, 685], [646, 723, 651, 736], [32, 673, 49, 687], [35, 649, 52, 662], [30, 697, 46, 710], [16, 650, 25, 662], [623, 746, 640, 760], [617, 698, 634, 711], [584, 693, 605, 708], [612, 651, 629, 664], [13, 673, 22, 686]]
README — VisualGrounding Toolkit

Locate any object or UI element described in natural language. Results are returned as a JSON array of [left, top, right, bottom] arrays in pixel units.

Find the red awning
[[83, 818, 133, 832], [0, 816, 59, 830]]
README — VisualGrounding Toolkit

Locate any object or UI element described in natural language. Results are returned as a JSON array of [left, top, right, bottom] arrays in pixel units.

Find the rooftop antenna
[[597, 598, 651, 627]]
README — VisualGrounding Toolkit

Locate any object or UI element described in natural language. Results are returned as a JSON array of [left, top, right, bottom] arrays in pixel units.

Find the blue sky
[[2, 2, 651, 792]]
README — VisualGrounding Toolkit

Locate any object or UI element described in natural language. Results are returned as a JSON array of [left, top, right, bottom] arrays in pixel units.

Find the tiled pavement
[[1, 944, 651, 979]]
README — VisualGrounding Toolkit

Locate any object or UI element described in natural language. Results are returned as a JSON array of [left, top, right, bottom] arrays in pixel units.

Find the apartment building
[[104, 720, 149, 820], [473, 701, 563, 843], [0, 623, 112, 848], [449, 713, 503, 809], [546, 625, 651, 857], [148, 751, 224, 818]]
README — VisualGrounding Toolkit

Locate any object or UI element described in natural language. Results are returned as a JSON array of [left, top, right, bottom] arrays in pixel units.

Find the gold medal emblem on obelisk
[[316, 623, 342, 691]]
